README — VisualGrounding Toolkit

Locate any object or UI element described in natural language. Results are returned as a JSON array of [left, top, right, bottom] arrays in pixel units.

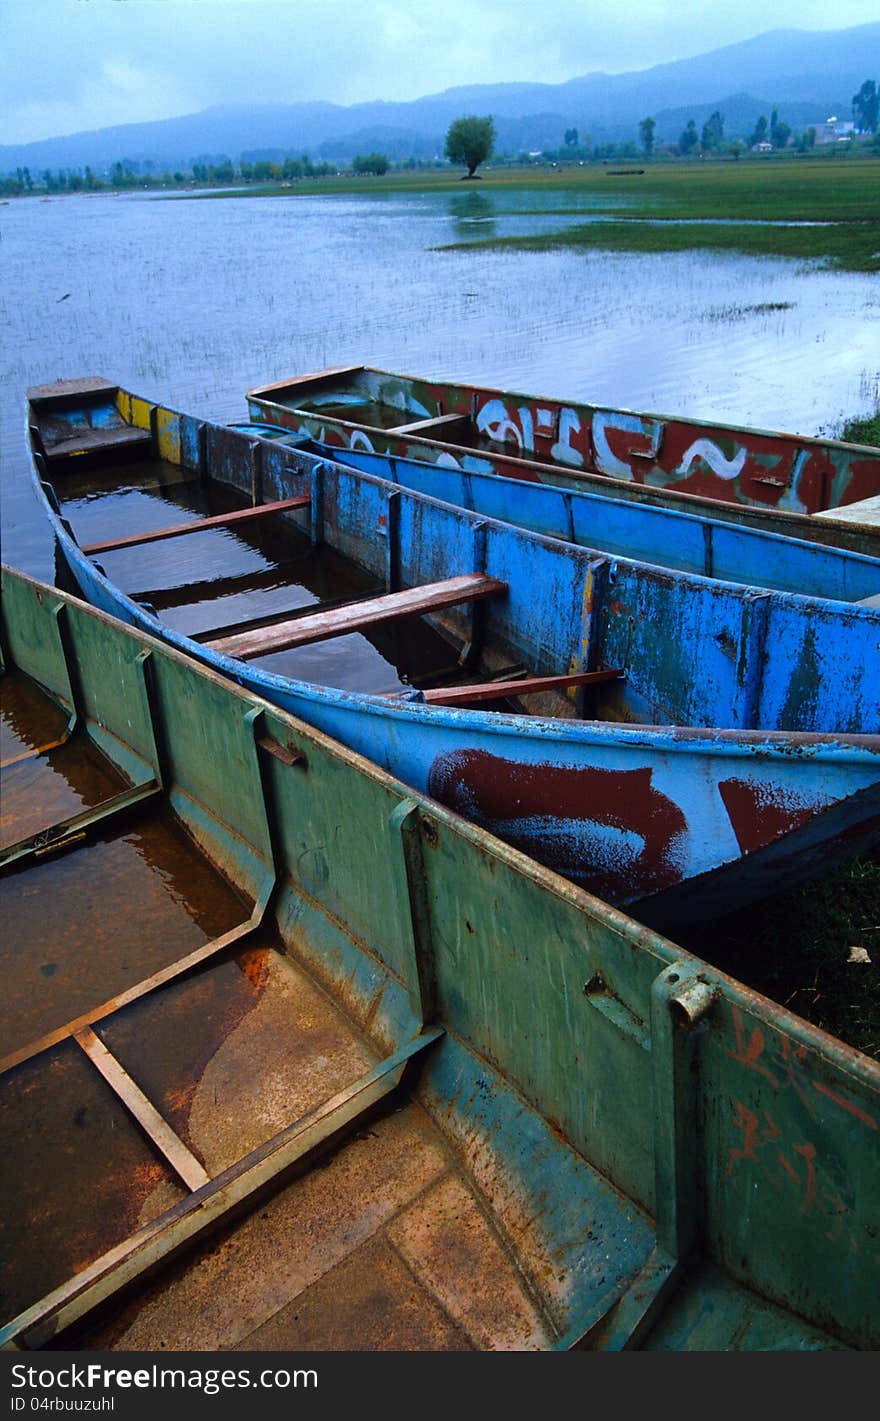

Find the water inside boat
[[53, 455, 596, 712], [306, 398, 509, 456]]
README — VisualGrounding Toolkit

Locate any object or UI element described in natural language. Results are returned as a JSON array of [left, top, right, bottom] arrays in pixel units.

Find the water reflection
[[448, 191, 497, 240]]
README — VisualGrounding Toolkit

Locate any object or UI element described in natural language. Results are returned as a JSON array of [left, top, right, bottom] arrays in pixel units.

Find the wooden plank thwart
[[45, 427, 151, 462], [813, 495, 880, 529], [82, 495, 311, 555], [207, 574, 507, 662], [75, 1027, 210, 1192], [0, 730, 72, 771], [0, 779, 162, 871], [27, 377, 119, 404], [415, 667, 626, 706], [387, 412, 472, 437], [246, 364, 365, 398]]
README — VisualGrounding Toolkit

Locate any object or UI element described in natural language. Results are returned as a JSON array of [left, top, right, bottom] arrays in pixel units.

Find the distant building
[[752, 140, 773, 152], [814, 116, 856, 144]]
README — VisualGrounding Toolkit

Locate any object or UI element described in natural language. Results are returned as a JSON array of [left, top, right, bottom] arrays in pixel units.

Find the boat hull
[[276, 435, 880, 603]]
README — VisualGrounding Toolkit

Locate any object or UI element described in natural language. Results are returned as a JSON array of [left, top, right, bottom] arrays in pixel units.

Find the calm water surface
[[2, 187, 878, 578]]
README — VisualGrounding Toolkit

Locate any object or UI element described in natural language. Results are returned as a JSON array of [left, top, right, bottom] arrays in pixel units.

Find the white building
[[814, 116, 856, 144]]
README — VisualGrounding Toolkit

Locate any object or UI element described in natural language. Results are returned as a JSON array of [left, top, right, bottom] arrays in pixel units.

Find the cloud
[[3, 59, 197, 143], [2, 0, 878, 144]]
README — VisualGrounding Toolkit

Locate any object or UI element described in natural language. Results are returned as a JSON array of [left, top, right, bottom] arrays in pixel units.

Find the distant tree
[[852, 79, 879, 133], [352, 152, 390, 175], [795, 127, 816, 153], [678, 119, 698, 155], [727, 138, 745, 161], [770, 108, 791, 149], [638, 116, 655, 156], [749, 115, 769, 148], [700, 111, 724, 152], [564, 126, 579, 147], [444, 115, 496, 178]]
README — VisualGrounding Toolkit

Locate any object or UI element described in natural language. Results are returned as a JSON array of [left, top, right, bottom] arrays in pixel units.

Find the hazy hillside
[[1, 22, 877, 173]]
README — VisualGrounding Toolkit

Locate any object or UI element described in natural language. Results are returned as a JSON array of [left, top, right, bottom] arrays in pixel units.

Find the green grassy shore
[[435, 157, 880, 272], [196, 156, 880, 272], [675, 857, 880, 1059]]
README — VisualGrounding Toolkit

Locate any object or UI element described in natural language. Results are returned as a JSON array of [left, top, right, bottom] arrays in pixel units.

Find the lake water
[[2, 186, 878, 579]]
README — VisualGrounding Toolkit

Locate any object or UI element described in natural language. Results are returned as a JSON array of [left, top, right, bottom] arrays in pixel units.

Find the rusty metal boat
[[2, 564, 878, 1351], [26, 378, 880, 927], [246, 364, 880, 553]]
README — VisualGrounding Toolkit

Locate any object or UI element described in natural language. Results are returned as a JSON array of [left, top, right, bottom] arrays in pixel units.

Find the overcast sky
[[2, 0, 878, 144]]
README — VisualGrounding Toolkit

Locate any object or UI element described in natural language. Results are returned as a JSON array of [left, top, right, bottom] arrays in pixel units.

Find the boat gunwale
[[246, 362, 880, 459], [273, 429, 880, 582]]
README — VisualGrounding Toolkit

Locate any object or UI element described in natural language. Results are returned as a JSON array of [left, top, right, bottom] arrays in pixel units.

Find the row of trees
[[0, 154, 350, 196], [3, 83, 877, 196], [442, 80, 880, 175], [448, 97, 877, 172]]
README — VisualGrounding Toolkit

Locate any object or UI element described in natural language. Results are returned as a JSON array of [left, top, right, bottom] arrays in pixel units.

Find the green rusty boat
[[1, 565, 878, 1351]]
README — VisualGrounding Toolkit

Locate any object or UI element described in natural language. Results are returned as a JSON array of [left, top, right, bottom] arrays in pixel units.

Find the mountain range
[[2, 22, 877, 173]]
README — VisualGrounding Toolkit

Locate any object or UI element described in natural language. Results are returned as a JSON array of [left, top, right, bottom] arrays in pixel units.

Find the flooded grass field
[[2, 185, 878, 580]]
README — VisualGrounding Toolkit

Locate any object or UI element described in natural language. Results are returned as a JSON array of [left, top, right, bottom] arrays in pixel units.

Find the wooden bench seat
[[207, 574, 506, 661]]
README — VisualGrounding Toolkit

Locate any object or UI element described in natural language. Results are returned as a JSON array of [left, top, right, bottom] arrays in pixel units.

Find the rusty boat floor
[[0, 676, 554, 1349]]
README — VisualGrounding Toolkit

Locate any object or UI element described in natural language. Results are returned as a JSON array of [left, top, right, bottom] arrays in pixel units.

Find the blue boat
[[27, 378, 880, 926], [243, 426, 880, 603]]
